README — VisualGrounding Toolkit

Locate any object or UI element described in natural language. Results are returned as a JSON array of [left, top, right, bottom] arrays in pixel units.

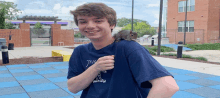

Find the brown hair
[[70, 3, 117, 28]]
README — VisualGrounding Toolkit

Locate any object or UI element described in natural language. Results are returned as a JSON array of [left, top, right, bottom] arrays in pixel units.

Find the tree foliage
[[5, 22, 16, 29], [34, 22, 43, 29], [74, 32, 86, 38], [0, 1, 22, 20], [122, 22, 156, 37], [117, 17, 156, 37], [117, 17, 149, 27], [32, 22, 45, 37], [0, 7, 6, 29], [74, 32, 82, 38]]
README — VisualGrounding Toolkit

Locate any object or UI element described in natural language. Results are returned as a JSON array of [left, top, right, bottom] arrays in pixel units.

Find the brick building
[[166, 0, 220, 44]]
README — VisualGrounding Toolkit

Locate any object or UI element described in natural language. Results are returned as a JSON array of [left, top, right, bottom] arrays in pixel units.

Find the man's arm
[[67, 65, 99, 94], [67, 55, 114, 94], [147, 76, 179, 98]]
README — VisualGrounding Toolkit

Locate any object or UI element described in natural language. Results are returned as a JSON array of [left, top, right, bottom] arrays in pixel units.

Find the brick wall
[[0, 23, 31, 47], [0, 23, 74, 47], [167, 0, 216, 44], [166, 29, 204, 44], [0, 29, 21, 47], [61, 29, 74, 46], [51, 24, 74, 46], [19, 23, 31, 47], [207, 0, 220, 42]]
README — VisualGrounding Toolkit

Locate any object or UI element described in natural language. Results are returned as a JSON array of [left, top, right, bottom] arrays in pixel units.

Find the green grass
[[184, 43, 220, 50], [144, 45, 175, 52], [161, 53, 208, 61], [31, 40, 49, 44]]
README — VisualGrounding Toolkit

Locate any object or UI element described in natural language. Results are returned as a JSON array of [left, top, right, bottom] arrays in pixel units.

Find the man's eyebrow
[[78, 19, 85, 20], [95, 17, 104, 19]]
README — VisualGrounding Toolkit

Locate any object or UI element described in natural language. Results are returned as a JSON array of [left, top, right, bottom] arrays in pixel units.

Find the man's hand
[[94, 55, 115, 72]]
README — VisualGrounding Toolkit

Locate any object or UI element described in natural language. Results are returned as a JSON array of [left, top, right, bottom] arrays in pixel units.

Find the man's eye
[[95, 20, 101, 23], [79, 21, 86, 24]]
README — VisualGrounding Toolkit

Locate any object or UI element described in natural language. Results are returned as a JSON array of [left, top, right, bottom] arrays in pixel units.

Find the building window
[[178, 0, 195, 12], [178, 21, 194, 32]]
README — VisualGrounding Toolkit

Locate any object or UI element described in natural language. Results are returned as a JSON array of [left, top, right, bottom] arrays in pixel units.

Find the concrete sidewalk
[[161, 50, 220, 63], [0, 45, 78, 59], [153, 56, 220, 76]]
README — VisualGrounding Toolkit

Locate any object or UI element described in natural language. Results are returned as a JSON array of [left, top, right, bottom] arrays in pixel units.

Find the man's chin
[[87, 37, 99, 40]]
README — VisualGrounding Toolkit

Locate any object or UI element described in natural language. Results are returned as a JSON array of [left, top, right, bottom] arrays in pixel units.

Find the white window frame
[[178, 21, 194, 32], [178, 0, 195, 13]]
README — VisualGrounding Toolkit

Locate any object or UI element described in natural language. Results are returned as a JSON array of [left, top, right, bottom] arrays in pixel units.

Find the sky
[[2, 0, 165, 27]]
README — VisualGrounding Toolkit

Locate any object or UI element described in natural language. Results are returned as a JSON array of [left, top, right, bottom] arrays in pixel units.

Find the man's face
[[77, 15, 115, 40]]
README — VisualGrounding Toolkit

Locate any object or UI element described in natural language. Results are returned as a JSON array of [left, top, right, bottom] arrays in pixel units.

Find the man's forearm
[[67, 65, 100, 94], [147, 86, 178, 98]]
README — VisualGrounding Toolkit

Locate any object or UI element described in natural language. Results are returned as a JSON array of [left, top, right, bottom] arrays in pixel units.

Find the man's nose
[[86, 21, 95, 29]]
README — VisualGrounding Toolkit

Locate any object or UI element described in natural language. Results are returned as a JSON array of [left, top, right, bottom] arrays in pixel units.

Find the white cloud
[[147, 4, 159, 7], [96, 1, 127, 5], [153, 20, 159, 25], [61, 6, 76, 14], [154, 13, 159, 20], [143, 10, 159, 20], [111, 5, 127, 12], [22, 9, 53, 15], [117, 12, 131, 19], [75, 2, 87, 7], [29, 1, 45, 7], [146, 1, 160, 8], [53, 3, 61, 10]]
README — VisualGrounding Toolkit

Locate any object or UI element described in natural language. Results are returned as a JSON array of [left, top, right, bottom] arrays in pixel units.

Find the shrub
[[148, 46, 175, 52], [160, 53, 208, 61]]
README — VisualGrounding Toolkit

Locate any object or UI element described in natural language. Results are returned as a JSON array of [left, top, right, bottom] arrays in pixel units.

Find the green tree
[[5, 22, 16, 29], [74, 32, 82, 38], [117, 17, 149, 27], [0, 7, 6, 29], [117, 17, 131, 27], [122, 22, 156, 37], [0, 1, 22, 20], [34, 22, 43, 29], [74, 32, 86, 38], [33, 22, 45, 37]]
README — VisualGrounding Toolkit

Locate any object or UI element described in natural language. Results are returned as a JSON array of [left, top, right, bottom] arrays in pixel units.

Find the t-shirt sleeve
[[127, 46, 174, 88], [67, 46, 85, 79]]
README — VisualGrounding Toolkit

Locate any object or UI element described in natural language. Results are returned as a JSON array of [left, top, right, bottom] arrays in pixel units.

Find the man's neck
[[91, 37, 115, 50]]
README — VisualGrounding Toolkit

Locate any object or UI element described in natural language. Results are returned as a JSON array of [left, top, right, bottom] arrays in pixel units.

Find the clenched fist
[[94, 55, 115, 72]]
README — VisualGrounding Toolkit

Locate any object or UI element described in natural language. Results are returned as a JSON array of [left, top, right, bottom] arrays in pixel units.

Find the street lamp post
[[184, 0, 188, 45], [157, 0, 163, 56], [131, 0, 134, 31]]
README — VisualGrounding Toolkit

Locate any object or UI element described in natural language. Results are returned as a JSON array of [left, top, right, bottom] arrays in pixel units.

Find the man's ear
[[110, 24, 115, 29]]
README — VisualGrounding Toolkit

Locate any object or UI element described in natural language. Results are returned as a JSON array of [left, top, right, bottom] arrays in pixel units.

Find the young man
[[67, 3, 179, 98]]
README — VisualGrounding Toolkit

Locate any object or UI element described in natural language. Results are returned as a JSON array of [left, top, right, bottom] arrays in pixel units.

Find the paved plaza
[[0, 44, 220, 98]]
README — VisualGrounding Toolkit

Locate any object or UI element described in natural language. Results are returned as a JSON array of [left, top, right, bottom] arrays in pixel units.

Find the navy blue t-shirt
[[67, 40, 174, 98]]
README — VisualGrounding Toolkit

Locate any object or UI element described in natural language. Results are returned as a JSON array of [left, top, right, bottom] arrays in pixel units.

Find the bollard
[[177, 41, 183, 58], [151, 38, 154, 46], [1, 45, 9, 64], [8, 43, 14, 50]]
